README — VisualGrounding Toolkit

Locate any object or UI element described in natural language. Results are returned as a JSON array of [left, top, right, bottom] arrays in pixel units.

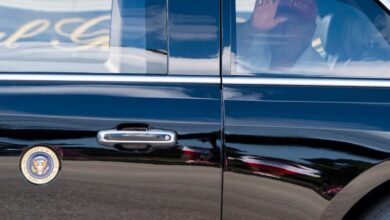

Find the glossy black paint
[[0, 0, 389, 219], [222, 83, 390, 219], [0, 81, 221, 219]]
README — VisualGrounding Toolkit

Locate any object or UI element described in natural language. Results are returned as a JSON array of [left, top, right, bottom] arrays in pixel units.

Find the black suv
[[0, 0, 389, 219]]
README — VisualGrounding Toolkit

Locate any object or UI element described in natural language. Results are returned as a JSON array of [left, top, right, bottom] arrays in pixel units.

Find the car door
[[0, 0, 222, 219], [222, 0, 390, 219]]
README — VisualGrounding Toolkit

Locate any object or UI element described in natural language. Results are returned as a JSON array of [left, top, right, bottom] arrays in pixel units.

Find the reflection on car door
[[0, 77, 222, 219], [222, 1, 390, 219], [0, 0, 222, 219]]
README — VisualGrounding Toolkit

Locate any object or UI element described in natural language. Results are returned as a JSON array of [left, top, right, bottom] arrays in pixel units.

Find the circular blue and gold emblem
[[20, 146, 61, 185]]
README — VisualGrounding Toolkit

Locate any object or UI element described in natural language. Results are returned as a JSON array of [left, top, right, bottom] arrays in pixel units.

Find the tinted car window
[[168, 0, 220, 75], [0, 0, 167, 74], [232, 0, 390, 78]]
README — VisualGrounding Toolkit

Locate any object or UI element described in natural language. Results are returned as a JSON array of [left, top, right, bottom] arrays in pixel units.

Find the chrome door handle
[[97, 129, 176, 148]]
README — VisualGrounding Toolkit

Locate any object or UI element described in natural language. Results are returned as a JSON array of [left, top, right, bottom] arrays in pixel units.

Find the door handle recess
[[97, 129, 176, 148]]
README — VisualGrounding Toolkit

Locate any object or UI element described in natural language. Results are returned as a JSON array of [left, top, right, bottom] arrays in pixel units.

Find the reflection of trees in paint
[[224, 134, 389, 199], [226, 146, 376, 199]]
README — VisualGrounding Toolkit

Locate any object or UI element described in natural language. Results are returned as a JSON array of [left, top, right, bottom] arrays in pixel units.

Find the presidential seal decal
[[20, 146, 61, 185]]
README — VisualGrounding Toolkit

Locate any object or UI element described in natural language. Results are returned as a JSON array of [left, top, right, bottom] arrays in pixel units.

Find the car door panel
[[221, 0, 390, 218], [0, 79, 221, 219], [222, 83, 390, 220]]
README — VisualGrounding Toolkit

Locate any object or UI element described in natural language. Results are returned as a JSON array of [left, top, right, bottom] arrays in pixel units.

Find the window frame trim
[[378, 0, 390, 12], [223, 76, 390, 87], [1, 73, 390, 88], [0, 73, 220, 84]]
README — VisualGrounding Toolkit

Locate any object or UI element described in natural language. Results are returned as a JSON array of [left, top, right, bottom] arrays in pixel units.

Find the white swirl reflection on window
[[0, 0, 168, 74]]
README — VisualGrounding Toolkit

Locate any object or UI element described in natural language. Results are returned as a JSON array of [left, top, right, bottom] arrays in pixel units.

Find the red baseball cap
[[278, 0, 317, 21]]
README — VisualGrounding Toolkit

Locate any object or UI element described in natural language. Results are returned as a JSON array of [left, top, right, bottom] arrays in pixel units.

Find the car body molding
[[3, 74, 390, 88], [223, 77, 390, 88], [0, 74, 220, 84]]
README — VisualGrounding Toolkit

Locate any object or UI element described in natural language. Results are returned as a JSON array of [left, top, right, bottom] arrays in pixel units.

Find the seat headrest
[[317, 1, 389, 62]]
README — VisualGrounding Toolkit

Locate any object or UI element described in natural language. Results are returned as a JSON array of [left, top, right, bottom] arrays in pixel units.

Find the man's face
[[269, 10, 316, 61]]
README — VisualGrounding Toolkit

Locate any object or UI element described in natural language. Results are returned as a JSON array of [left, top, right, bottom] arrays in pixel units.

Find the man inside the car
[[235, 0, 325, 73]]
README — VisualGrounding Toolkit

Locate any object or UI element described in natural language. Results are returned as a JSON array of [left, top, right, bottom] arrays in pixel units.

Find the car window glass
[[232, 0, 390, 78], [0, 0, 167, 74], [168, 0, 220, 75]]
